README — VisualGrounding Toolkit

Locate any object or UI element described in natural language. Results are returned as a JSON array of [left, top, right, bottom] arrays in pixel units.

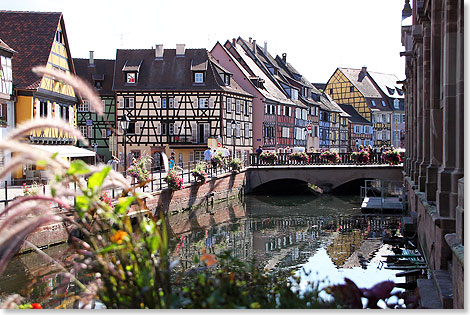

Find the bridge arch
[[247, 165, 403, 193]]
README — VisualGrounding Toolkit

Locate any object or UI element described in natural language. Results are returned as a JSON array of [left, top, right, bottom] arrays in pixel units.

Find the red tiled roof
[[0, 11, 62, 90]]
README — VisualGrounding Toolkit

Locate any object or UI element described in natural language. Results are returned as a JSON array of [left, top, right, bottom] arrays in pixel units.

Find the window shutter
[[47, 101, 52, 119], [174, 98, 179, 109], [129, 98, 135, 108], [208, 98, 214, 109], [236, 124, 240, 137], [245, 123, 249, 138], [191, 122, 197, 142], [55, 103, 60, 119], [117, 96, 124, 109], [69, 106, 74, 125], [101, 129, 107, 138], [236, 100, 240, 113], [135, 121, 141, 134], [118, 123, 123, 135], [189, 151, 194, 163], [174, 121, 180, 135], [156, 122, 161, 135], [204, 123, 210, 140], [227, 122, 232, 137], [155, 97, 161, 109], [227, 98, 231, 112], [87, 125, 93, 139], [193, 99, 198, 108]]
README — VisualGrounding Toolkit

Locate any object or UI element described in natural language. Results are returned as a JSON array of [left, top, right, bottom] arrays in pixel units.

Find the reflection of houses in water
[[326, 230, 364, 268]]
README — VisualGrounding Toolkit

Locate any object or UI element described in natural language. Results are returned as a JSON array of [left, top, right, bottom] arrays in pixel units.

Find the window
[[94, 80, 103, 89], [169, 98, 174, 108], [243, 101, 248, 115], [128, 122, 136, 134], [350, 86, 354, 92], [291, 89, 298, 100], [55, 29, 63, 44], [402, 114, 405, 123], [381, 100, 387, 107], [244, 122, 249, 138], [224, 74, 230, 85], [194, 151, 204, 162], [227, 98, 232, 112], [394, 99, 400, 109], [126, 73, 136, 84], [168, 122, 174, 135], [199, 98, 208, 109], [39, 100, 47, 117], [79, 100, 89, 112], [329, 88, 333, 95], [124, 97, 134, 108], [80, 125, 87, 137], [371, 100, 376, 107], [235, 100, 241, 114], [101, 129, 107, 138], [162, 98, 167, 109], [194, 72, 204, 83]]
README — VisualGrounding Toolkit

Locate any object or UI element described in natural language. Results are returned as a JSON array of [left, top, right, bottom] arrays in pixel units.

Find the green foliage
[[229, 158, 243, 172]]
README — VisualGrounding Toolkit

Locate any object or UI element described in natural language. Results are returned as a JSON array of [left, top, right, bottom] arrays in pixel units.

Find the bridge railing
[[249, 152, 398, 166]]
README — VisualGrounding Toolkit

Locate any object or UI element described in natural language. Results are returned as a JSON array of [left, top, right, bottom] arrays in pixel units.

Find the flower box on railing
[[382, 149, 402, 165], [320, 150, 341, 164], [164, 169, 184, 190], [259, 151, 278, 164], [289, 152, 308, 163], [351, 150, 370, 164], [191, 162, 207, 184]]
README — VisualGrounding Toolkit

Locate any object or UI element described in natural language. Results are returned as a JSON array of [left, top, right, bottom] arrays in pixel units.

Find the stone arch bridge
[[246, 165, 403, 193]]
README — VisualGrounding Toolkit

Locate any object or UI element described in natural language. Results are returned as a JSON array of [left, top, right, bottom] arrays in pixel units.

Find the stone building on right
[[400, 0, 463, 309]]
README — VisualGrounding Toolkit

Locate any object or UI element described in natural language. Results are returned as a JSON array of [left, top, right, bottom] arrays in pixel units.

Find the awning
[[30, 145, 96, 158]]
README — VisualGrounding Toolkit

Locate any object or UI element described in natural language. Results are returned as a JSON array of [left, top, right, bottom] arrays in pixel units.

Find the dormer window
[[126, 73, 136, 84], [194, 72, 204, 83], [387, 86, 395, 95], [55, 29, 63, 44], [396, 88, 403, 96], [224, 74, 230, 85], [381, 100, 387, 107], [291, 88, 298, 100]]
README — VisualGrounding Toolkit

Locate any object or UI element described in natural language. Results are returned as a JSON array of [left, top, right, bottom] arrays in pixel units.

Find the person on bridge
[[204, 147, 212, 162], [255, 146, 263, 156]]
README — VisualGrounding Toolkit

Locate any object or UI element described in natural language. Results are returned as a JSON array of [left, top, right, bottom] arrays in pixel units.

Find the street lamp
[[231, 119, 237, 159], [120, 114, 130, 177], [303, 128, 308, 151]]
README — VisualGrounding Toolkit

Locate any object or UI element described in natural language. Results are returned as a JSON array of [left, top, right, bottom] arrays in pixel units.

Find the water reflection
[[0, 194, 404, 307]]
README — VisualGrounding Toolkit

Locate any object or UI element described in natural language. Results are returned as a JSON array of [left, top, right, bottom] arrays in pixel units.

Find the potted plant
[[259, 151, 278, 164], [289, 152, 308, 163], [164, 169, 184, 191], [191, 162, 207, 184], [351, 150, 370, 164], [127, 154, 152, 183], [320, 150, 341, 164], [229, 157, 243, 172], [22, 182, 40, 196], [382, 149, 402, 165]]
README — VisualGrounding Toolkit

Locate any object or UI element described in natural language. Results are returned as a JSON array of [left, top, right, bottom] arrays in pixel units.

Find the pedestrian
[[212, 149, 217, 157], [255, 146, 263, 156], [169, 156, 175, 170], [222, 146, 230, 158], [204, 147, 212, 162]]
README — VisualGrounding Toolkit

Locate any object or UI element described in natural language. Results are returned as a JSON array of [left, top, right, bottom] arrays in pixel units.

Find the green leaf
[[87, 166, 111, 193], [51, 152, 59, 159], [75, 195, 90, 219], [36, 160, 47, 167], [114, 196, 136, 215], [67, 160, 90, 176], [96, 243, 126, 254]]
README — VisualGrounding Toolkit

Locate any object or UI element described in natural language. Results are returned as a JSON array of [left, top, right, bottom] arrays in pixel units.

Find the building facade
[[338, 104, 373, 151], [401, 0, 464, 308], [0, 39, 16, 185], [113, 45, 253, 169], [74, 53, 116, 163], [0, 11, 93, 181]]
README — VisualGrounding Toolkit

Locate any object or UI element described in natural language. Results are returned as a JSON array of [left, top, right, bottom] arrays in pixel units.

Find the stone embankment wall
[[20, 171, 247, 253]]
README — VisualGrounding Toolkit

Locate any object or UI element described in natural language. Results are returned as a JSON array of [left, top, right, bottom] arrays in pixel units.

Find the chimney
[[249, 37, 252, 43], [252, 39, 256, 55], [264, 41, 267, 55], [282, 53, 286, 62], [361, 66, 367, 74], [232, 38, 236, 47], [89, 51, 94, 66], [176, 44, 185, 56], [155, 44, 164, 59]]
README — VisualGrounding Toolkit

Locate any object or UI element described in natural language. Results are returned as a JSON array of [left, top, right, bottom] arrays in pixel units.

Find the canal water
[[0, 193, 405, 308]]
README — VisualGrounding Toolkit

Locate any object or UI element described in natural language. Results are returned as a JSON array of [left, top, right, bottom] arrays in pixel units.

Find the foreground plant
[[289, 152, 308, 163], [229, 158, 243, 172], [127, 154, 152, 183], [259, 151, 278, 164], [191, 162, 207, 184], [320, 150, 341, 164], [351, 150, 370, 164], [164, 169, 184, 191]]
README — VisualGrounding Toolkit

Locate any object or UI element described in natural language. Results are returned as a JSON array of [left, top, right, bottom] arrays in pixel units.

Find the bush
[[127, 154, 152, 183], [229, 158, 243, 172], [191, 162, 207, 183], [164, 169, 184, 191], [210, 152, 226, 168]]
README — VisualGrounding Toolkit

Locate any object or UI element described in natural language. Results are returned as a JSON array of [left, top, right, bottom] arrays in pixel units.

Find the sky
[[1, 0, 406, 83]]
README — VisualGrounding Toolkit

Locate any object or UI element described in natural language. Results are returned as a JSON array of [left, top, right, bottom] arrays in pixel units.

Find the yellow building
[[0, 11, 95, 181], [325, 67, 395, 148]]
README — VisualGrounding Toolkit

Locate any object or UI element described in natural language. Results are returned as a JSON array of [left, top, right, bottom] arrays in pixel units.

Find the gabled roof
[[338, 68, 382, 98], [367, 71, 404, 99], [0, 38, 16, 55], [73, 58, 115, 96], [338, 104, 371, 124], [232, 38, 294, 105], [320, 93, 350, 117], [0, 11, 68, 90], [112, 47, 252, 97]]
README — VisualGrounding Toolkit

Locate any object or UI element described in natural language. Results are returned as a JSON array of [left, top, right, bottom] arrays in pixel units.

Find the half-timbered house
[[74, 52, 116, 163], [112, 45, 253, 169], [338, 104, 373, 151], [0, 11, 94, 182], [0, 39, 16, 185]]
